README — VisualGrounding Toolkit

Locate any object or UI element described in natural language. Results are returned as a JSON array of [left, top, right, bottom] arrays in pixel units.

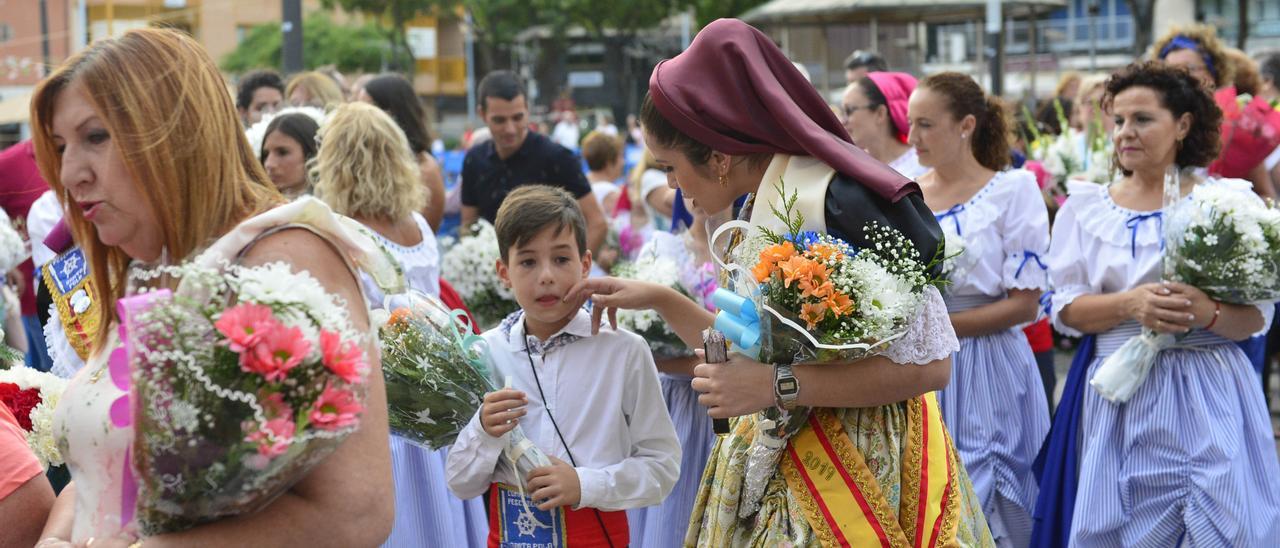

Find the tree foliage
[[687, 0, 771, 28], [320, 0, 454, 72], [221, 13, 388, 73]]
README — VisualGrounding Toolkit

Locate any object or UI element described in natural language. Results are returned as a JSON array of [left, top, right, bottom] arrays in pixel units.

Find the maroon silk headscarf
[[648, 19, 918, 202]]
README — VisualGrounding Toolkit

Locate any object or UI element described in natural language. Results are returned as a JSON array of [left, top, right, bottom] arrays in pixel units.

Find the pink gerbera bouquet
[[117, 259, 370, 535]]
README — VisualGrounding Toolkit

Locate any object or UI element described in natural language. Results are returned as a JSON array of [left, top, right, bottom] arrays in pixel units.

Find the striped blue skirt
[[1071, 324, 1280, 546], [382, 436, 488, 547], [628, 373, 715, 548], [939, 295, 1050, 547]]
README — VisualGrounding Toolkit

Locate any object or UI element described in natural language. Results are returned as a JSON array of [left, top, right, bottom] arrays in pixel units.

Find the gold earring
[[718, 172, 729, 186]]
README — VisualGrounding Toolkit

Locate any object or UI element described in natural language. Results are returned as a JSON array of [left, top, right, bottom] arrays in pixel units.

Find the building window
[[0, 23, 12, 44]]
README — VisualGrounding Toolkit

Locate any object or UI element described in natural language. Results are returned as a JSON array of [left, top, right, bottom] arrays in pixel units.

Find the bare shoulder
[[419, 153, 443, 179], [238, 227, 368, 326]]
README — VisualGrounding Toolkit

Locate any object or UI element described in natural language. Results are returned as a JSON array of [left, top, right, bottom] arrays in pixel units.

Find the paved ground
[[1049, 349, 1280, 455]]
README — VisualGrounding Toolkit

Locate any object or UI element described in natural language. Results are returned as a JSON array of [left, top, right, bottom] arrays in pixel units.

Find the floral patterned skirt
[[685, 401, 995, 547]]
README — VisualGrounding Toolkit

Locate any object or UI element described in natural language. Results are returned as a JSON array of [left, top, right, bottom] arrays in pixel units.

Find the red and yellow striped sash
[[780, 393, 960, 547]]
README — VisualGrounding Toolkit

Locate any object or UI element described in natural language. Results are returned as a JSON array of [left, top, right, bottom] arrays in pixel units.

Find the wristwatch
[[774, 363, 800, 410]]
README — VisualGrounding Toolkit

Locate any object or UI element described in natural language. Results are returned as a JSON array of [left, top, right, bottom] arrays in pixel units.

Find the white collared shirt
[[446, 308, 680, 511]]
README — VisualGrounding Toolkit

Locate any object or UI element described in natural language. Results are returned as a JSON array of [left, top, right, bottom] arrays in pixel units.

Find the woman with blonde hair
[[313, 102, 486, 547], [627, 150, 677, 231], [32, 28, 393, 547], [581, 130, 625, 214], [356, 74, 448, 231], [286, 71, 345, 109]]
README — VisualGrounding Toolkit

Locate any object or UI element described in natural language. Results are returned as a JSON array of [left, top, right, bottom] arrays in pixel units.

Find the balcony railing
[[1004, 16, 1134, 56], [931, 15, 1135, 64]]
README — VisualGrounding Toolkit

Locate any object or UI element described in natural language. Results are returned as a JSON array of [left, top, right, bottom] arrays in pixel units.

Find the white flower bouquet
[[0, 208, 30, 274], [610, 253, 693, 358], [1091, 168, 1280, 402], [440, 220, 519, 329], [0, 366, 67, 469], [939, 226, 974, 281]]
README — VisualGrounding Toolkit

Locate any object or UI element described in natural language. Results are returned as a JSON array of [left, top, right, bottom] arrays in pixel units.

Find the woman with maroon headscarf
[[568, 18, 994, 547]]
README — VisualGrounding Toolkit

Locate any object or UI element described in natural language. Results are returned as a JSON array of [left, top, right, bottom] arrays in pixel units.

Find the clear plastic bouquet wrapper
[[377, 291, 494, 449], [610, 253, 694, 358], [710, 183, 943, 515], [1091, 167, 1280, 403], [439, 220, 520, 329], [0, 365, 67, 469], [117, 259, 373, 535], [374, 291, 554, 523]]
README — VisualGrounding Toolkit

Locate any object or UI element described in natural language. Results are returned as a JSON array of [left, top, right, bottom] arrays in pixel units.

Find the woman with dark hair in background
[[252, 110, 322, 198], [357, 74, 447, 232], [909, 72, 1051, 547]]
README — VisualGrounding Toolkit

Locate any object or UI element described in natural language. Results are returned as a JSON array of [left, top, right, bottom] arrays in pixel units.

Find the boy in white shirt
[[447, 185, 679, 547]]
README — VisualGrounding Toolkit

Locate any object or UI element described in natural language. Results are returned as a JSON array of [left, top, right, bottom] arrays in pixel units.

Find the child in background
[[446, 185, 680, 547]]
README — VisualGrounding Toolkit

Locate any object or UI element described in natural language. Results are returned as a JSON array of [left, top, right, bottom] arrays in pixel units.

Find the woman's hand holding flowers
[[1127, 282, 1197, 334]]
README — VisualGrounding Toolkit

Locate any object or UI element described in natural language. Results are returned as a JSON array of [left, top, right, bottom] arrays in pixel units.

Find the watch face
[[778, 378, 798, 396]]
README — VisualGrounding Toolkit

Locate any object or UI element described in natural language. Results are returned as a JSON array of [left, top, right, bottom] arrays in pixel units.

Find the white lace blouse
[[1047, 177, 1270, 337], [933, 169, 1051, 298]]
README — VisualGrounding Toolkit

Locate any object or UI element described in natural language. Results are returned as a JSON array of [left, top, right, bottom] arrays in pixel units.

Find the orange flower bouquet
[[715, 183, 945, 514], [734, 187, 941, 368]]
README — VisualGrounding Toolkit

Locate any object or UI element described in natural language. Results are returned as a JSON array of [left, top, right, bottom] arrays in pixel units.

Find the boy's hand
[[480, 389, 527, 438], [526, 456, 582, 511]]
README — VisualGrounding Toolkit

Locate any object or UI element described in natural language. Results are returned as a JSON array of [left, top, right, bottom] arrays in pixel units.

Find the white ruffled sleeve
[[880, 285, 959, 365], [999, 170, 1051, 291], [1046, 187, 1095, 337], [45, 302, 86, 379]]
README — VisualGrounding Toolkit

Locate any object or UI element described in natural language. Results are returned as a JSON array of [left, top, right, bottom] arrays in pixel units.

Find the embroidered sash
[[487, 483, 629, 548], [43, 247, 100, 360], [780, 395, 960, 548]]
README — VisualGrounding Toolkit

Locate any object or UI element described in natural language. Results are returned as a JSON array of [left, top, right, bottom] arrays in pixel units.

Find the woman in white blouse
[[909, 71, 1051, 547], [1041, 61, 1280, 546]]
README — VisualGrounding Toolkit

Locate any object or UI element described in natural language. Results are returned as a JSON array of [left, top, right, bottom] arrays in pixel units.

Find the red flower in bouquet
[[245, 416, 296, 458], [0, 382, 42, 431], [319, 330, 367, 384], [215, 303, 281, 353], [240, 324, 312, 382], [309, 383, 362, 431]]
